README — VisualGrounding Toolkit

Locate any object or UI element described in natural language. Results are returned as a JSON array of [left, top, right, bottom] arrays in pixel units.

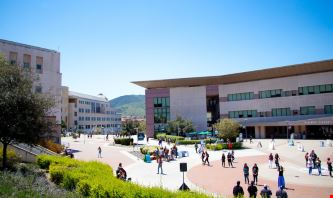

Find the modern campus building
[[133, 60, 333, 139], [0, 39, 62, 143], [61, 86, 121, 134]]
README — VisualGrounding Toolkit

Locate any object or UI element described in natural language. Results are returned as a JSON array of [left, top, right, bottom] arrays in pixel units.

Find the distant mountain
[[109, 95, 145, 118]]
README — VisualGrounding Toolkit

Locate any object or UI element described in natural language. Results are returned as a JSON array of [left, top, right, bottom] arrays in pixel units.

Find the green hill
[[110, 95, 145, 117]]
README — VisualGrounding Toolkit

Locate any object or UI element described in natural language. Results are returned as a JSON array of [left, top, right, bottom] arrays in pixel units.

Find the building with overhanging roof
[[0, 39, 62, 143], [61, 86, 121, 134], [133, 59, 333, 139]]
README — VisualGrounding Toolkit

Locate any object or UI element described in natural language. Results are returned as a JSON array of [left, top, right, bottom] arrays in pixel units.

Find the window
[[74, 112, 77, 116], [36, 56, 43, 73], [300, 106, 316, 115], [299, 84, 333, 95], [228, 110, 257, 118], [85, 109, 90, 113], [259, 89, 282, 99], [23, 54, 31, 69], [227, 92, 254, 101], [9, 52, 17, 65], [271, 108, 291, 116], [153, 97, 170, 124], [324, 105, 333, 114]]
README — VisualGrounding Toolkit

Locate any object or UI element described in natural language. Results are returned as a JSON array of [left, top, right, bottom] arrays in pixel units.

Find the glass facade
[[153, 97, 170, 132], [272, 108, 291, 116]]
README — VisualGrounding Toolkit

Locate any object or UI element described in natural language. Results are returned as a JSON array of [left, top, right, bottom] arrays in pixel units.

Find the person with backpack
[[316, 157, 322, 176], [260, 184, 272, 198], [252, 163, 259, 185], [221, 153, 226, 167], [232, 181, 244, 198], [247, 181, 258, 198], [204, 151, 210, 166], [276, 186, 288, 198], [243, 163, 250, 184]]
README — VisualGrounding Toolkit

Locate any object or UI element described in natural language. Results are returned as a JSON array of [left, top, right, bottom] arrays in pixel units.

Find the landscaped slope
[[109, 95, 145, 117]]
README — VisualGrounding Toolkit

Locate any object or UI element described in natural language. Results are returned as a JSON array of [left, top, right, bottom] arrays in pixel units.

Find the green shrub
[[156, 133, 185, 143], [114, 138, 133, 145], [177, 138, 218, 145], [206, 142, 243, 150], [140, 146, 159, 155], [37, 155, 211, 198], [0, 148, 20, 169]]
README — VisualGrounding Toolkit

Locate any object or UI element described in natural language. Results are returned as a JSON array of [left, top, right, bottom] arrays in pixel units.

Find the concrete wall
[[219, 71, 333, 114], [170, 86, 207, 131]]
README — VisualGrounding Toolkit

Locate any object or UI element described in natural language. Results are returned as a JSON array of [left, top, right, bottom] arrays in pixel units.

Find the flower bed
[[37, 155, 211, 197], [177, 139, 217, 145], [140, 146, 159, 155], [156, 133, 184, 143], [206, 142, 243, 150]]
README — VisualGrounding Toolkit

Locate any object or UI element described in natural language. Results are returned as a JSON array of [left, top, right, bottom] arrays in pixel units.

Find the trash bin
[[145, 154, 151, 163]]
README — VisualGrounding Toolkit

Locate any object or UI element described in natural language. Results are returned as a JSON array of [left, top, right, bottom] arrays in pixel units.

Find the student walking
[[327, 158, 332, 177], [227, 152, 233, 167], [252, 163, 259, 185], [194, 142, 198, 153], [316, 157, 322, 176], [221, 153, 226, 167], [232, 181, 244, 198], [275, 153, 280, 169], [305, 152, 309, 167], [277, 166, 285, 189], [157, 155, 163, 174], [97, 146, 102, 158], [247, 181, 258, 198], [268, 153, 273, 168], [204, 151, 210, 166], [243, 163, 250, 184], [307, 157, 314, 175], [201, 151, 206, 164]]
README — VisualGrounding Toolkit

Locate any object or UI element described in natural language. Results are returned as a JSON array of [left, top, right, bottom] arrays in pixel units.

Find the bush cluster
[[206, 142, 243, 150], [37, 155, 210, 198], [140, 146, 159, 155], [113, 138, 133, 145], [0, 148, 20, 169], [177, 139, 218, 145], [39, 139, 64, 154], [156, 133, 185, 143]]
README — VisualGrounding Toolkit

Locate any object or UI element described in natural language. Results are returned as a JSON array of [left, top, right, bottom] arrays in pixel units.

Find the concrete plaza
[[62, 136, 333, 197]]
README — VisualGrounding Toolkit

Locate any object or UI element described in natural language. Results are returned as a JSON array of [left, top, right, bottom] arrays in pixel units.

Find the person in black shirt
[[228, 152, 233, 167], [116, 163, 127, 180], [221, 153, 226, 167], [247, 181, 258, 198], [252, 163, 259, 185], [276, 186, 288, 198], [233, 181, 244, 198], [260, 184, 272, 198]]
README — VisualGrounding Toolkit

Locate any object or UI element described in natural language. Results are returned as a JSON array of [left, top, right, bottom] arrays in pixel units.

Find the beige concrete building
[[133, 59, 333, 139], [61, 87, 121, 134], [0, 39, 62, 142]]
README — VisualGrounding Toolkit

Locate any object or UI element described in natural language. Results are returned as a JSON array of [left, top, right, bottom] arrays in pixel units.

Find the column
[[260, 126, 266, 138], [255, 126, 261, 138]]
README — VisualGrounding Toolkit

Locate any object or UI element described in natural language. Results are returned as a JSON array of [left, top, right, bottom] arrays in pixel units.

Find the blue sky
[[1, 0, 332, 99]]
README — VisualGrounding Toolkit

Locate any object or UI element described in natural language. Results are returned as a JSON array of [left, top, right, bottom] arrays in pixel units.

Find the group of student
[[305, 150, 332, 176], [233, 181, 288, 198]]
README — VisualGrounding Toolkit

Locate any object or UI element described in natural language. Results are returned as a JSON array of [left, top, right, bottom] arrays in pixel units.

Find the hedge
[[114, 138, 133, 145], [37, 155, 211, 198], [0, 148, 20, 169], [206, 142, 243, 150], [177, 139, 218, 145], [156, 133, 184, 143]]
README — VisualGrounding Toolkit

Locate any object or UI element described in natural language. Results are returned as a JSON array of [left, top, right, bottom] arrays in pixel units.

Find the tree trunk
[[2, 143, 8, 171]]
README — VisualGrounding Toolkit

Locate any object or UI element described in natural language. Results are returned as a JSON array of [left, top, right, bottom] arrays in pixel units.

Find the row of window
[[228, 105, 333, 118], [78, 116, 120, 121], [298, 84, 333, 95], [226, 83, 333, 102], [9, 52, 43, 73], [227, 92, 254, 101], [229, 110, 257, 118], [78, 124, 121, 129]]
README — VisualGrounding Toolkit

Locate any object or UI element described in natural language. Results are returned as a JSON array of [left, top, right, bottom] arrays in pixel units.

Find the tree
[[0, 55, 53, 170], [138, 120, 146, 133], [167, 116, 195, 136], [213, 118, 240, 141]]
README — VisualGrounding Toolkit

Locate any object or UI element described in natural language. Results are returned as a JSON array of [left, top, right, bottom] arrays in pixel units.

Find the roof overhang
[[132, 59, 333, 89]]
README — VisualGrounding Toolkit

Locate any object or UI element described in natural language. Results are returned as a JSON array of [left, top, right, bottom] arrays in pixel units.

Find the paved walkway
[[62, 136, 333, 197]]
